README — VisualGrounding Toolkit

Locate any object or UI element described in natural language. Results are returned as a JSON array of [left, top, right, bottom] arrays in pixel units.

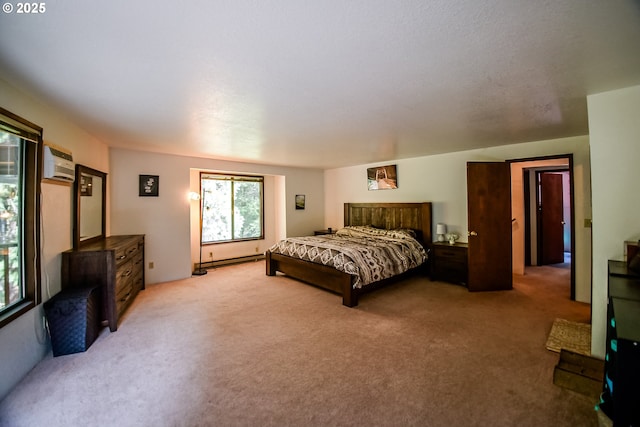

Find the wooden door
[[467, 162, 512, 291], [539, 172, 565, 264]]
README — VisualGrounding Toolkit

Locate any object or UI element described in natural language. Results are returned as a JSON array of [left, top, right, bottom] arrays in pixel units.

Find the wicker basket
[[44, 285, 102, 356]]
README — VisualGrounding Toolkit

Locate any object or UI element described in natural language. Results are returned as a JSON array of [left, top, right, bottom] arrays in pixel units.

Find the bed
[[265, 202, 432, 306]]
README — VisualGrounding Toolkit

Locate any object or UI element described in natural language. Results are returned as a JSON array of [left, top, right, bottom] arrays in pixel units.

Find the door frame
[[536, 169, 569, 266], [509, 154, 576, 300]]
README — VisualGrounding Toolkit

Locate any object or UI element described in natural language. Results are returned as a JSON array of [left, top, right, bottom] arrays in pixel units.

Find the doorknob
[[468, 231, 478, 236]]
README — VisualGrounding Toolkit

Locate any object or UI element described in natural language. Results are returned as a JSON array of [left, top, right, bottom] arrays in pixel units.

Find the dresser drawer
[[115, 277, 132, 316], [126, 242, 142, 260], [115, 241, 142, 267], [115, 273, 132, 297], [131, 274, 144, 294], [132, 252, 143, 275], [116, 277, 132, 304], [434, 259, 467, 271], [115, 257, 133, 309], [433, 246, 466, 261], [116, 259, 134, 285]]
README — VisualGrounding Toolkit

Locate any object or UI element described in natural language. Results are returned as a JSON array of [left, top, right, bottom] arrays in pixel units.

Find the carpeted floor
[[0, 262, 596, 427]]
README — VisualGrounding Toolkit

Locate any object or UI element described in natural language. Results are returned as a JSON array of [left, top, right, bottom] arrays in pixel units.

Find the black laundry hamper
[[44, 285, 102, 356]]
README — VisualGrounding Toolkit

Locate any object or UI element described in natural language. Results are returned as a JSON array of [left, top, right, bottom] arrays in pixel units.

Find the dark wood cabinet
[[431, 242, 468, 285], [599, 260, 640, 425], [61, 235, 145, 332]]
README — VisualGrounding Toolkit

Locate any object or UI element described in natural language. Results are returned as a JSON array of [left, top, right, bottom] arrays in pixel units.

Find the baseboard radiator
[[195, 254, 264, 270]]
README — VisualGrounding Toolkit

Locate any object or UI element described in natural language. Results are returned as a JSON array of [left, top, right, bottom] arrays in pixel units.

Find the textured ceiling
[[1, 1, 639, 169]]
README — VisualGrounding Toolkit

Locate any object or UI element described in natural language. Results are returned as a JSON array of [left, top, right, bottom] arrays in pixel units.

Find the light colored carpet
[[0, 262, 596, 427], [545, 318, 592, 356]]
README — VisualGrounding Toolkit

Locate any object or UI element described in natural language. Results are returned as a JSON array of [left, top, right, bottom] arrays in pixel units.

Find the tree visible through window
[[200, 173, 263, 243], [0, 107, 41, 328], [0, 132, 20, 311]]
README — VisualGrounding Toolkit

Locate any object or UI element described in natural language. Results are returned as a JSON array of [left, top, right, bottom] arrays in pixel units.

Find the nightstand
[[431, 241, 468, 285], [314, 229, 336, 236]]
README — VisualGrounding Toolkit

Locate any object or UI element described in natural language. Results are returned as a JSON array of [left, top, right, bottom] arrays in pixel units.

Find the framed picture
[[139, 175, 159, 197], [367, 164, 398, 190], [295, 194, 305, 210], [80, 175, 92, 196]]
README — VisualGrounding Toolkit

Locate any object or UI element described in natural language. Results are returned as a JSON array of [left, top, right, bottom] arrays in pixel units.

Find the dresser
[[431, 242, 468, 285], [61, 235, 145, 332]]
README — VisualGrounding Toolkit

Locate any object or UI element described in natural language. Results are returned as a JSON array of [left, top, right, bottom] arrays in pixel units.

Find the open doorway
[[510, 155, 575, 300]]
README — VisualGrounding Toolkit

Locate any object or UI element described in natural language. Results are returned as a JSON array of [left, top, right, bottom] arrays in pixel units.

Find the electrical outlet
[[255, 247, 259, 253], [149, 262, 154, 269]]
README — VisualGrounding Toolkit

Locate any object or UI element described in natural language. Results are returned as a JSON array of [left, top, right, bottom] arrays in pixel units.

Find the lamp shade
[[436, 223, 447, 235]]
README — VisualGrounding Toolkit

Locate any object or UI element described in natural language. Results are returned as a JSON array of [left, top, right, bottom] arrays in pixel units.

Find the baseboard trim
[[195, 254, 264, 270]]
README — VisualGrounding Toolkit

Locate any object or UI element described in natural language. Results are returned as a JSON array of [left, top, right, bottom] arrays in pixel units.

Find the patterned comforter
[[268, 226, 427, 288]]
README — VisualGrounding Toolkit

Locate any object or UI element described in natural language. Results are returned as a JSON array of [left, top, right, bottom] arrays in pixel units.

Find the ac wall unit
[[43, 144, 75, 182]]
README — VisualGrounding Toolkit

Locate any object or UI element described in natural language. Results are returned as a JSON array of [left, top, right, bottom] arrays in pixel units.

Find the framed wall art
[[367, 164, 398, 190], [139, 174, 159, 197], [295, 194, 305, 210]]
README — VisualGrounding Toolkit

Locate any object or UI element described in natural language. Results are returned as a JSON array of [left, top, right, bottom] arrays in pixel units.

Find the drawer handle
[[122, 270, 132, 277], [120, 292, 131, 302], [117, 254, 127, 261]]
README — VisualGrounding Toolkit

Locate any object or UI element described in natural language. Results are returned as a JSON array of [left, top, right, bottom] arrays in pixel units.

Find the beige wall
[[324, 135, 592, 304], [587, 84, 640, 358], [110, 148, 325, 284], [0, 77, 109, 400]]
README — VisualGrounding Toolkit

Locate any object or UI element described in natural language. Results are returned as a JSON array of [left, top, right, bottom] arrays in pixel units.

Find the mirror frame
[[73, 164, 107, 249]]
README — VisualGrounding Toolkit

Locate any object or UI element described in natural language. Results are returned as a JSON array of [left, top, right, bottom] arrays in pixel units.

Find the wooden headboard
[[344, 202, 433, 246]]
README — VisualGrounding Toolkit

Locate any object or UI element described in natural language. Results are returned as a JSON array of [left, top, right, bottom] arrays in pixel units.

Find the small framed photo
[[295, 194, 305, 210], [139, 175, 159, 197], [367, 164, 398, 190]]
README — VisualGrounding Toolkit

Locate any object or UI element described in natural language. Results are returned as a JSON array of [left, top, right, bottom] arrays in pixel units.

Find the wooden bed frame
[[265, 202, 433, 307]]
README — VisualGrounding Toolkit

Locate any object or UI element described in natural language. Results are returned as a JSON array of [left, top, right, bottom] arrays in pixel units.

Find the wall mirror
[[73, 164, 107, 249]]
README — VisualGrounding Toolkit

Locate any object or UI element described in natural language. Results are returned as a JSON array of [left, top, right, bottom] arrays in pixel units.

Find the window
[[0, 107, 42, 328], [200, 173, 264, 244]]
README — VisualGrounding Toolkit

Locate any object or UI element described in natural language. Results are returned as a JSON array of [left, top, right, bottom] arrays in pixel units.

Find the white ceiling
[[1, 1, 639, 169]]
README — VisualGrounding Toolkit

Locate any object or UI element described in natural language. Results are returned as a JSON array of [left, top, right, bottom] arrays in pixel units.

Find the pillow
[[336, 225, 417, 240], [384, 228, 418, 240], [396, 228, 417, 238], [335, 225, 376, 237]]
